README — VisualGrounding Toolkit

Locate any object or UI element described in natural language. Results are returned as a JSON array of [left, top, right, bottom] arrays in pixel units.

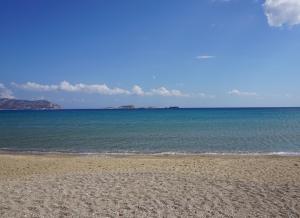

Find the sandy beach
[[0, 154, 299, 217]]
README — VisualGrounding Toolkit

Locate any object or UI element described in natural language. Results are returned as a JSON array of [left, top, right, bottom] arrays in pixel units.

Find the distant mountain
[[0, 98, 61, 110]]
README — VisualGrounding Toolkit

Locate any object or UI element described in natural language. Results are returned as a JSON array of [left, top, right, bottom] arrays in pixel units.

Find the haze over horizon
[[1, 0, 300, 108]]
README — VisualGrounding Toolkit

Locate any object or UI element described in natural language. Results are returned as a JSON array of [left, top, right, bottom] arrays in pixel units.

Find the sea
[[1, 108, 300, 155]]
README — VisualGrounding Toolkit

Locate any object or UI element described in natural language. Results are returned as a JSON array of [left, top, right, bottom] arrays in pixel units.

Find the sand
[[0, 154, 300, 217]]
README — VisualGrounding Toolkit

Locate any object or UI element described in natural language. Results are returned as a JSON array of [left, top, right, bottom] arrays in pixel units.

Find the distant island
[[0, 98, 61, 110], [119, 105, 135, 109], [167, 106, 180, 109], [105, 105, 180, 110]]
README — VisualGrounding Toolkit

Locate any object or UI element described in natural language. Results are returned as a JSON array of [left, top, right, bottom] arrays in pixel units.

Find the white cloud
[[150, 87, 189, 97], [0, 83, 15, 99], [12, 82, 58, 91], [228, 89, 258, 97], [13, 81, 130, 95], [196, 55, 215, 59], [132, 85, 189, 97], [263, 0, 300, 27], [13, 81, 190, 97], [132, 86, 212, 98], [132, 85, 145, 96], [59, 81, 131, 95]]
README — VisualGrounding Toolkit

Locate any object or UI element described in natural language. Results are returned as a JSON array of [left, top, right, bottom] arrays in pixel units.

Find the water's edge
[[1, 148, 300, 157]]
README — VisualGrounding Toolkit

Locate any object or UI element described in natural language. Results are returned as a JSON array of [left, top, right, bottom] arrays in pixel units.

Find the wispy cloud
[[150, 87, 189, 97], [12, 81, 130, 95], [60, 81, 131, 95], [263, 0, 300, 27], [13, 81, 190, 98], [228, 89, 258, 97], [131, 85, 216, 98], [196, 55, 216, 60], [132, 85, 189, 97], [12, 82, 59, 92], [0, 83, 14, 99]]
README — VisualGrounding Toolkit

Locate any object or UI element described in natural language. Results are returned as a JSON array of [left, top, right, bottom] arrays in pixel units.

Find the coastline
[[1, 148, 300, 157], [1, 153, 299, 217]]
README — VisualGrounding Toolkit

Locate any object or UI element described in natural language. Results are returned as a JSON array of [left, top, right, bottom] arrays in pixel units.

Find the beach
[[0, 154, 299, 217]]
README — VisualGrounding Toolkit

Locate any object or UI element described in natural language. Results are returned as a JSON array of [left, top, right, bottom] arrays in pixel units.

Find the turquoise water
[[1, 108, 300, 154]]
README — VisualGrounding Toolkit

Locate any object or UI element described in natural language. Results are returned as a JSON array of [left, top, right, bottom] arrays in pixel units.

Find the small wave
[[143, 151, 300, 156], [1, 148, 300, 157]]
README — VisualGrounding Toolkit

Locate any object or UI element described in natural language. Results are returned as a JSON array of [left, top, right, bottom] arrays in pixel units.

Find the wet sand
[[0, 154, 300, 217]]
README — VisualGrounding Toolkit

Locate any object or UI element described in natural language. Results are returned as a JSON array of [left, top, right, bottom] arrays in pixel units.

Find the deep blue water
[[1, 108, 300, 154]]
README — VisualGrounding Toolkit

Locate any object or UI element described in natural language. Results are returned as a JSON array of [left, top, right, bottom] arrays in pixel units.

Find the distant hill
[[0, 98, 61, 110]]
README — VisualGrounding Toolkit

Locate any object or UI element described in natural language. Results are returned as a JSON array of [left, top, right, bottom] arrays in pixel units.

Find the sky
[[0, 0, 300, 108]]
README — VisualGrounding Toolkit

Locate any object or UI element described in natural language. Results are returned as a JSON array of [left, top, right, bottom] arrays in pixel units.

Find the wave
[[1, 148, 300, 156]]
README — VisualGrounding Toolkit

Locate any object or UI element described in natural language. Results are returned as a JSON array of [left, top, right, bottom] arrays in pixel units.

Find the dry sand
[[0, 154, 300, 217]]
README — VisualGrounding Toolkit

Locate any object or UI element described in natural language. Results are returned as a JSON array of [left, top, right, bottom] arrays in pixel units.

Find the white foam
[[1, 148, 300, 157]]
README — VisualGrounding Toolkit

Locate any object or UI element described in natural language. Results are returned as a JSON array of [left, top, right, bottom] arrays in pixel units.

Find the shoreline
[[1, 149, 300, 157]]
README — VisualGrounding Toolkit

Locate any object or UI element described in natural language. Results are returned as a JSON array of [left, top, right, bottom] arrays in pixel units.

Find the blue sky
[[0, 0, 300, 108]]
